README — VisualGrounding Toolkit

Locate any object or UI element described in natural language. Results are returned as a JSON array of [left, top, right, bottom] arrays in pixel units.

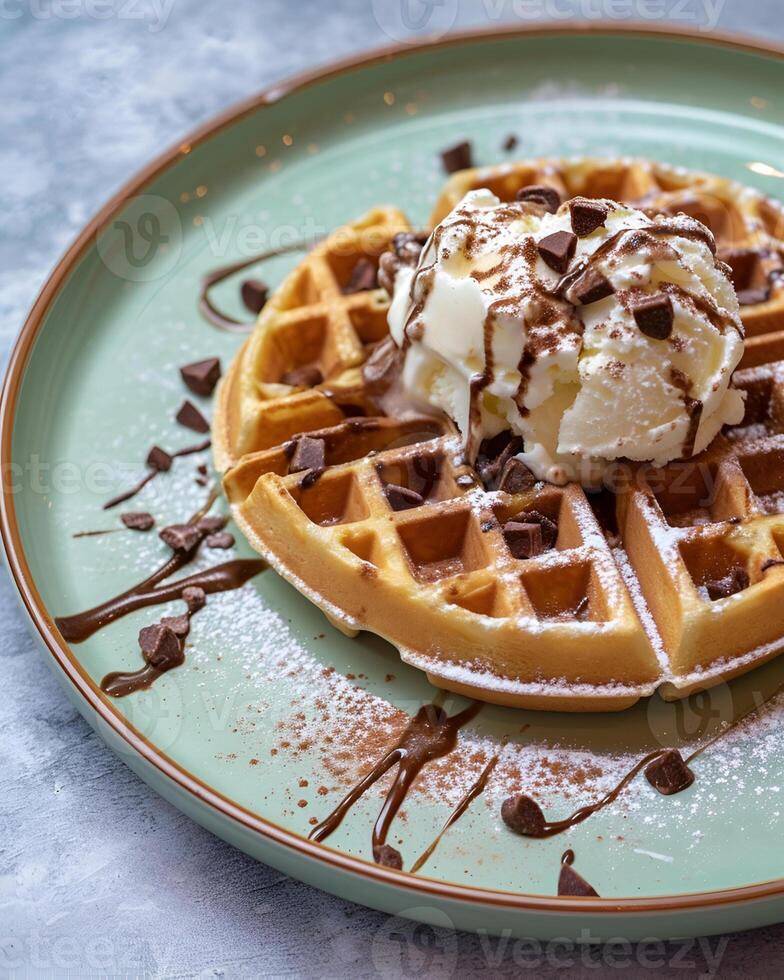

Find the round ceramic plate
[[5, 25, 784, 942]]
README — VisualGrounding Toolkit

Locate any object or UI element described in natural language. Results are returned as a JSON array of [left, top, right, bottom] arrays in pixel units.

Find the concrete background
[[2, 1, 784, 976]]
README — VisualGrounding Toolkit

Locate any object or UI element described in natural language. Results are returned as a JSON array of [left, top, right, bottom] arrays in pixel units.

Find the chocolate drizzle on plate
[[198, 241, 314, 332], [309, 700, 482, 868], [103, 439, 211, 510]]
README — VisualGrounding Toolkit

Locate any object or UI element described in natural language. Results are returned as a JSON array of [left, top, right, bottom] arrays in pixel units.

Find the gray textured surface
[[2, 1, 784, 976]]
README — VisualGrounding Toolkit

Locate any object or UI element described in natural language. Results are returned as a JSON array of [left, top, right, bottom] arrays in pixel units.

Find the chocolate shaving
[[570, 198, 608, 237], [205, 532, 235, 549], [632, 294, 674, 340], [385, 483, 425, 512], [343, 258, 378, 294], [147, 445, 173, 472], [182, 585, 206, 613], [176, 399, 210, 434], [281, 365, 324, 387], [121, 511, 154, 532], [159, 523, 203, 553], [538, 230, 577, 273], [289, 436, 326, 474], [705, 566, 749, 601], [502, 134, 518, 152], [197, 514, 228, 534], [644, 749, 695, 796], [373, 844, 403, 869], [180, 357, 221, 396], [160, 613, 191, 638], [440, 140, 473, 174], [516, 185, 561, 213], [240, 278, 269, 314], [501, 794, 546, 837]]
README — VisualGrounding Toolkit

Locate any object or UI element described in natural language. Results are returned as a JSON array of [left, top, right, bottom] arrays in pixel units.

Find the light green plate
[[5, 25, 784, 941]]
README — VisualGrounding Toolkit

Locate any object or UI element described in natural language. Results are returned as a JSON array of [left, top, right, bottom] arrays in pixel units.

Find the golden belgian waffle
[[215, 159, 784, 712]]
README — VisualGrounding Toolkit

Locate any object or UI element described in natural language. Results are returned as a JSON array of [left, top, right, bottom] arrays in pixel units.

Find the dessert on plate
[[214, 158, 784, 711]]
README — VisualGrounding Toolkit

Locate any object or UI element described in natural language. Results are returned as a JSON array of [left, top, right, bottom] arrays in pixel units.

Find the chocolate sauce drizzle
[[103, 439, 211, 510], [309, 700, 482, 867], [409, 752, 499, 874], [198, 242, 313, 332], [56, 557, 264, 644]]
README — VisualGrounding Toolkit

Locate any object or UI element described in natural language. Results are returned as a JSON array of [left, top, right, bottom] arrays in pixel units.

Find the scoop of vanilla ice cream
[[386, 189, 745, 485]]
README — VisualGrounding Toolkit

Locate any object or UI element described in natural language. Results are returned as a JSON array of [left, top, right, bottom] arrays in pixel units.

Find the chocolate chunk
[[558, 863, 599, 897], [497, 458, 536, 495], [343, 258, 378, 294], [440, 140, 473, 174], [121, 511, 154, 531], [373, 844, 403, 869], [502, 134, 519, 152], [570, 268, 615, 306], [632, 294, 674, 340], [240, 278, 269, 314], [737, 286, 771, 306], [138, 624, 183, 670], [501, 794, 546, 837], [197, 514, 227, 534], [206, 531, 235, 549], [280, 365, 324, 387], [385, 483, 424, 512], [159, 523, 202, 553], [516, 185, 561, 214], [706, 566, 749, 601], [503, 521, 544, 559], [538, 231, 577, 274], [504, 510, 558, 557], [182, 585, 206, 613], [176, 399, 210, 434], [644, 749, 695, 796], [289, 436, 326, 474], [392, 231, 429, 263], [180, 357, 222, 396], [477, 433, 525, 489], [570, 198, 608, 237], [161, 614, 191, 638], [146, 445, 173, 472]]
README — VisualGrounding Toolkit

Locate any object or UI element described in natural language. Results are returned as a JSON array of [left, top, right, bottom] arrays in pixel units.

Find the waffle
[[216, 160, 784, 711]]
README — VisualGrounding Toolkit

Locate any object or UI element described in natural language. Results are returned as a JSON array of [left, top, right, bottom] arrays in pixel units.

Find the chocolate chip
[[385, 483, 424, 512], [516, 185, 561, 214], [497, 458, 536, 495], [206, 531, 235, 549], [161, 614, 191, 638], [197, 514, 227, 534], [502, 134, 519, 152], [570, 268, 615, 305], [289, 436, 326, 474], [440, 140, 473, 174], [503, 521, 543, 559], [281, 365, 324, 387], [737, 286, 771, 306], [501, 794, 546, 837], [180, 357, 222, 396], [182, 585, 207, 613], [504, 510, 558, 557], [240, 278, 269, 314], [343, 258, 378, 294], [373, 844, 403, 869], [121, 511, 154, 531], [570, 198, 608, 237], [632, 294, 674, 340], [138, 623, 183, 670], [644, 749, 695, 796], [538, 230, 577, 273], [176, 399, 210, 434], [146, 445, 172, 472], [558, 863, 599, 897], [706, 566, 749, 601], [159, 523, 202, 553]]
